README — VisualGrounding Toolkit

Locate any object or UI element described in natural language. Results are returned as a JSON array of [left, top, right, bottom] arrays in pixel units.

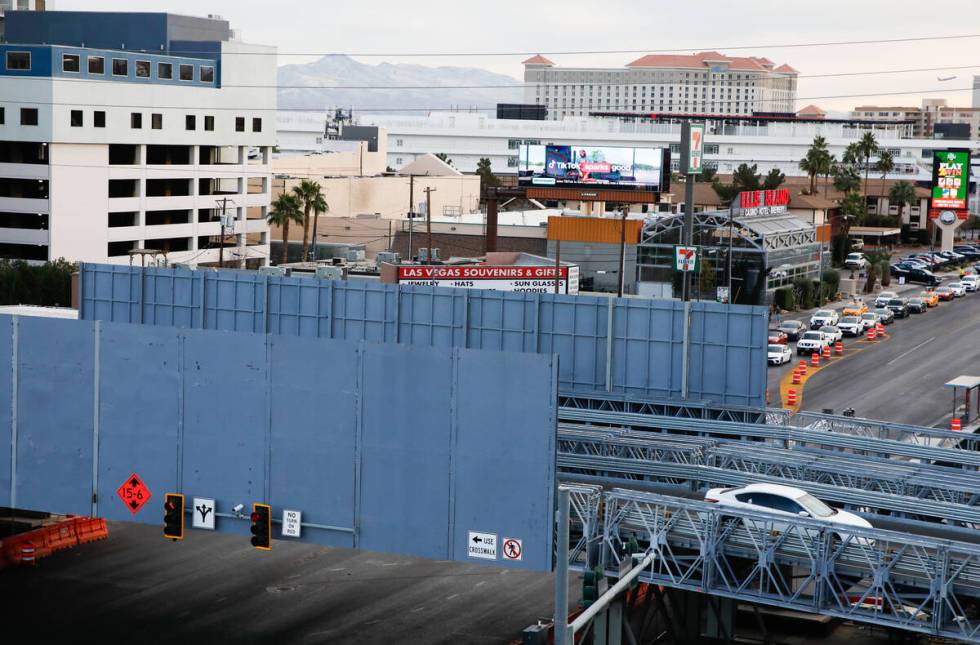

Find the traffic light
[[163, 493, 184, 540], [250, 503, 271, 550]]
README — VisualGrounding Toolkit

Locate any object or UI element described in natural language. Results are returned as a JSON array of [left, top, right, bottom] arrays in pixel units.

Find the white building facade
[[522, 52, 798, 120], [0, 11, 275, 266], [359, 112, 980, 188]]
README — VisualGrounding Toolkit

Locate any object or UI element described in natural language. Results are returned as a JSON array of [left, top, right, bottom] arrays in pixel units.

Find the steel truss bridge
[[554, 394, 980, 643]]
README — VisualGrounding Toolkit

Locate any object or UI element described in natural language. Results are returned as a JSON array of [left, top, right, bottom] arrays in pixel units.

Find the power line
[[168, 32, 980, 57]]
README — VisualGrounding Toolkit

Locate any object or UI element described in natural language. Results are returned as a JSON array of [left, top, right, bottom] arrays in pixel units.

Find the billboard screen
[[931, 149, 971, 210], [398, 265, 579, 294], [518, 144, 667, 191]]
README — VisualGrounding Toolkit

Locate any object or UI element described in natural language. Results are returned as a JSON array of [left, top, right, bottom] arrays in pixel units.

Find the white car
[[819, 325, 843, 344], [860, 312, 880, 330], [809, 309, 839, 329], [768, 343, 792, 365], [948, 282, 966, 297], [837, 316, 864, 337], [874, 291, 897, 308], [962, 275, 980, 292], [705, 483, 873, 542], [797, 331, 830, 356], [844, 253, 866, 270]]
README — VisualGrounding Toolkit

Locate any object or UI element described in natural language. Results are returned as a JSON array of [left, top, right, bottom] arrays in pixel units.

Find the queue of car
[[768, 260, 979, 366]]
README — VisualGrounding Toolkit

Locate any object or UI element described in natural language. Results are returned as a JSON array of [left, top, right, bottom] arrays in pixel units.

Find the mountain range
[[277, 55, 524, 113]]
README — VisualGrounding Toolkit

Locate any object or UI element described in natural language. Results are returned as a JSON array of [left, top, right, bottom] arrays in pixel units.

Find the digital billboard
[[931, 149, 971, 210], [517, 144, 667, 191]]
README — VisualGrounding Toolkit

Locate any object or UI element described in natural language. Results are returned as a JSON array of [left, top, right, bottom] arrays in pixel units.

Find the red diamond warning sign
[[116, 472, 151, 514]]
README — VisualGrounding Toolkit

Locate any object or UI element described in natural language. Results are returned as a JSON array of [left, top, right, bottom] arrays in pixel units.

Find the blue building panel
[[96, 323, 181, 521], [268, 335, 358, 548], [79, 264, 769, 407], [15, 317, 94, 515], [179, 329, 269, 537], [358, 343, 454, 559]]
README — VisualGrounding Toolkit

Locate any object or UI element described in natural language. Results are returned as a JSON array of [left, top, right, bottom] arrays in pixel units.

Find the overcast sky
[[57, 0, 980, 112]]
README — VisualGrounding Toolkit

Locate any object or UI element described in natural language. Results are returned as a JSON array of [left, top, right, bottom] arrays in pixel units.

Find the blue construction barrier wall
[[79, 264, 768, 406], [0, 315, 557, 572]]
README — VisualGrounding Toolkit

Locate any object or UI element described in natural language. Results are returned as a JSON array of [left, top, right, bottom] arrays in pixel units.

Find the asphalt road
[[799, 287, 980, 427]]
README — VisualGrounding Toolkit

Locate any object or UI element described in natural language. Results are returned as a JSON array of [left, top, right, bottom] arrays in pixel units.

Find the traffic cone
[[867, 328, 877, 341], [811, 352, 820, 368], [952, 418, 962, 431], [786, 389, 798, 406], [822, 345, 831, 360], [835, 341, 844, 355]]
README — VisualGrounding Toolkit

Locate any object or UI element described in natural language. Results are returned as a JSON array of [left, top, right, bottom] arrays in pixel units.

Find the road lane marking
[[886, 336, 936, 366]]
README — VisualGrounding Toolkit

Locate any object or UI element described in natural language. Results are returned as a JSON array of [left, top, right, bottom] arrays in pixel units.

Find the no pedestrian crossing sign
[[674, 246, 699, 272]]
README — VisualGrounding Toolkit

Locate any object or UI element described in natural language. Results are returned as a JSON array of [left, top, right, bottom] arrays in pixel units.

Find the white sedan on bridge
[[704, 483, 873, 542]]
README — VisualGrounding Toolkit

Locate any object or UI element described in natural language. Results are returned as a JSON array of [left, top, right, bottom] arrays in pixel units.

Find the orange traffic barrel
[[822, 345, 831, 359], [786, 389, 798, 406], [952, 418, 962, 431], [20, 542, 35, 566], [867, 328, 877, 341], [811, 353, 820, 368], [798, 360, 807, 373], [835, 341, 844, 355], [876, 322, 885, 336], [792, 369, 802, 384]]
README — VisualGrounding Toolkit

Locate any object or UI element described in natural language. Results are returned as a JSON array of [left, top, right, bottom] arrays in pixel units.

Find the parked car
[[768, 329, 788, 345], [841, 300, 868, 317], [768, 343, 793, 366], [907, 297, 927, 313], [838, 316, 864, 337], [809, 309, 839, 329], [961, 275, 979, 292], [849, 238, 865, 251], [904, 268, 941, 286], [948, 282, 966, 297], [873, 307, 895, 324], [844, 252, 866, 269], [778, 320, 806, 341], [860, 312, 881, 330], [920, 290, 940, 307], [954, 246, 980, 260], [935, 286, 955, 301], [797, 330, 831, 356], [819, 325, 843, 344], [885, 298, 909, 319], [874, 291, 897, 308], [704, 483, 874, 543], [940, 250, 966, 262]]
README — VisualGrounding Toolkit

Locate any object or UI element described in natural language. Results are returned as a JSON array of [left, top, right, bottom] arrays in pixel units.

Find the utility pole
[[408, 175, 415, 260], [216, 197, 233, 268], [617, 206, 628, 298], [424, 186, 436, 263], [678, 121, 704, 301], [727, 203, 734, 305]]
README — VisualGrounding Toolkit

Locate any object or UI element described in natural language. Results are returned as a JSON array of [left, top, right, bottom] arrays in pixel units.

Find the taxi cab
[[920, 290, 939, 307], [841, 300, 868, 317]]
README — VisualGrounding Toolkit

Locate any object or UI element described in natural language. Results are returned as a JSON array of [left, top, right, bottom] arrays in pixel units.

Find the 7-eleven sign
[[674, 246, 699, 272]]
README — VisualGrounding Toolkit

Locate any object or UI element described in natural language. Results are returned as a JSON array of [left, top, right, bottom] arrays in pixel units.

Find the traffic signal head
[[163, 493, 184, 540], [250, 503, 271, 550]]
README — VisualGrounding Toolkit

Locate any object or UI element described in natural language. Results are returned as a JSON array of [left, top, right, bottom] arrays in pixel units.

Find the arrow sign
[[467, 531, 497, 560], [116, 472, 152, 515]]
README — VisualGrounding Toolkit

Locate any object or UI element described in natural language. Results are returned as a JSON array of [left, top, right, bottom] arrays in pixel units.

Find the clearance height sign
[[399, 265, 580, 294]]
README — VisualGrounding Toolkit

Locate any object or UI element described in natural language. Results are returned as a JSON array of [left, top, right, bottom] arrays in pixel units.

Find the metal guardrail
[[557, 425, 980, 526], [597, 489, 980, 643], [558, 393, 768, 424], [559, 408, 980, 469], [791, 410, 980, 452]]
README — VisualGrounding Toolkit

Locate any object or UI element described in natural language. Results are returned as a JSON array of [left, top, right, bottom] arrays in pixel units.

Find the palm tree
[[267, 193, 303, 265], [856, 132, 879, 201], [799, 149, 820, 195], [876, 149, 894, 199], [832, 163, 861, 196], [821, 153, 836, 198], [307, 189, 330, 261], [888, 181, 917, 226], [292, 180, 327, 262]]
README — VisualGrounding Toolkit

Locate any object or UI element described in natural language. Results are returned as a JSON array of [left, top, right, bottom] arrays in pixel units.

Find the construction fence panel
[[0, 315, 557, 572], [79, 264, 767, 406]]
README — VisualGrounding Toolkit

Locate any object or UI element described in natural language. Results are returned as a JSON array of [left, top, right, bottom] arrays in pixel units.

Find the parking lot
[[769, 252, 980, 427]]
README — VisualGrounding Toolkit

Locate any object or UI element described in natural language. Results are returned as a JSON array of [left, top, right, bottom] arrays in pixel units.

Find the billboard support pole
[[680, 122, 697, 302], [555, 240, 561, 295], [425, 186, 436, 262], [727, 203, 734, 305], [408, 175, 414, 260], [486, 189, 498, 253], [618, 207, 627, 298]]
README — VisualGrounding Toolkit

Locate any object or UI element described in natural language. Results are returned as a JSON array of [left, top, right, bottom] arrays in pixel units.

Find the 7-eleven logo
[[675, 246, 698, 272]]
